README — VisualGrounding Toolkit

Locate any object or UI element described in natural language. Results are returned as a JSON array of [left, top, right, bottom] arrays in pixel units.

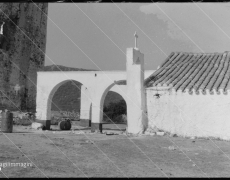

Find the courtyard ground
[[0, 122, 230, 178]]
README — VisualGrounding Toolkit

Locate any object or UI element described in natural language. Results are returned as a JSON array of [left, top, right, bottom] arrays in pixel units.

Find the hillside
[[42, 64, 97, 72]]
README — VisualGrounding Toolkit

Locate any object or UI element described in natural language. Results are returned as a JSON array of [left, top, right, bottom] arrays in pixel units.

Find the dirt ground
[[1, 122, 230, 178]]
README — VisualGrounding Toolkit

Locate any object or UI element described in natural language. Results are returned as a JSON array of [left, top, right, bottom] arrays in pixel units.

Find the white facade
[[146, 87, 230, 140], [36, 50, 154, 133], [36, 46, 230, 139]]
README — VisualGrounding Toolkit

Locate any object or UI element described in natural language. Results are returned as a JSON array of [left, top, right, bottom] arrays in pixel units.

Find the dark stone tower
[[0, 3, 48, 112]]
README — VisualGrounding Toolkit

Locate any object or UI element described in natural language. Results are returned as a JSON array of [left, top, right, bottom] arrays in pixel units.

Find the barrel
[[58, 119, 71, 130], [1, 111, 13, 133]]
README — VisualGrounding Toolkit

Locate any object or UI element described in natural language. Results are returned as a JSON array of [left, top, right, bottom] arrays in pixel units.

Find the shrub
[[103, 99, 127, 123], [13, 116, 34, 126]]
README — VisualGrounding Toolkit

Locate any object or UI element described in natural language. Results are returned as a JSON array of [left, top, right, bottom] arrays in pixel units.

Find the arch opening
[[99, 81, 127, 131], [47, 80, 84, 124], [103, 91, 127, 124]]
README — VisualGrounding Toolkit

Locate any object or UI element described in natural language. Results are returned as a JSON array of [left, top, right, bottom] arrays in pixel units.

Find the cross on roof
[[134, 31, 138, 49]]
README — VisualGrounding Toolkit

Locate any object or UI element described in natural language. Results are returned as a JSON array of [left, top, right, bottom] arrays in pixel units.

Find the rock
[[94, 130, 102, 134], [146, 126, 159, 133], [190, 137, 195, 140], [31, 122, 44, 130], [222, 136, 229, 141], [144, 131, 150, 135], [170, 133, 177, 137], [150, 132, 155, 136], [156, 132, 165, 136], [168, 146, 176, 150], [106, 132, 114, 135], [75, 131, 84, 134]]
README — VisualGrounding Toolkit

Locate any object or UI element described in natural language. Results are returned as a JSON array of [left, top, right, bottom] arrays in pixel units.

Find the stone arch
[[97, 80, 127, 124], [109, 85, 127, 103], [46, 79, 88, 120]]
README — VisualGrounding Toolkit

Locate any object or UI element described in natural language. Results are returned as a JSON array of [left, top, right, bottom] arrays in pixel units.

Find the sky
[[45, 3, 230, 71]]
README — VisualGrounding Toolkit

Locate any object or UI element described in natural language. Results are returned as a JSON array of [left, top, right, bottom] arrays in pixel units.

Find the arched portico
[[35, 71, 127, 130], [36, 48, 150, 133]]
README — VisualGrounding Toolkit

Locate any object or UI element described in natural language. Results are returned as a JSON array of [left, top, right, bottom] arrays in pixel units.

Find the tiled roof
[[145, 51, 230, 92]]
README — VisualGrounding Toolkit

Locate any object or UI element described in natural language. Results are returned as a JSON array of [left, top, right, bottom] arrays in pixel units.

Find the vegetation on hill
[[42, 64, 97, 71]]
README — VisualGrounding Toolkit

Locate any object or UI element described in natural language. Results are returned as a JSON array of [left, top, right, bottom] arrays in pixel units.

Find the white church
[[36, 33, 230, 140]]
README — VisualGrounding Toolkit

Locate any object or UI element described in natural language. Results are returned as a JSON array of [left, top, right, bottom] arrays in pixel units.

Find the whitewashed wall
[[146, 87, 230, 140]]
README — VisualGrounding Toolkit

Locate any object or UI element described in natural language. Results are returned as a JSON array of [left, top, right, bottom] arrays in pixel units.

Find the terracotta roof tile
[[145, 51, 230, 92], [199, 54, 220, 90], [220, 53, 230, 90], [163, 54, 193, 87]]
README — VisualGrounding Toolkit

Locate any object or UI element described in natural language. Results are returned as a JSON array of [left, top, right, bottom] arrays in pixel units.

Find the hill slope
[[42, 64, 97, 72]]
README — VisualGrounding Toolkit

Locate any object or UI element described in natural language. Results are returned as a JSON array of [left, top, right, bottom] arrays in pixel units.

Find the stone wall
[[146, 87, 230, 140], [0, 3, 48, 112]]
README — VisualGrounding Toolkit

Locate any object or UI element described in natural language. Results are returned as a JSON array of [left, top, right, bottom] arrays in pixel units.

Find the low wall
[[146, 87, 230, 140]]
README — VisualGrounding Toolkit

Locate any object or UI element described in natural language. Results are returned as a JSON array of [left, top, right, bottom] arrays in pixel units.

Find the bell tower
[[126, 32, 147, 134]]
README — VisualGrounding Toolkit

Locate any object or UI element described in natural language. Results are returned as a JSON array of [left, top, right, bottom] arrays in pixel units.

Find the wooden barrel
[[65, 119, 71, 130], [58, 120, 71, 130], [1, 111, 13, 133]]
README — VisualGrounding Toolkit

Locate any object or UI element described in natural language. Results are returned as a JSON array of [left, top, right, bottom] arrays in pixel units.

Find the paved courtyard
[[0, 123, 230, 177]]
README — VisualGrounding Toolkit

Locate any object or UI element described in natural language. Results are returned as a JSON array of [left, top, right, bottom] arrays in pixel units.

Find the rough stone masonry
[[0, 3, 48, 112]]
